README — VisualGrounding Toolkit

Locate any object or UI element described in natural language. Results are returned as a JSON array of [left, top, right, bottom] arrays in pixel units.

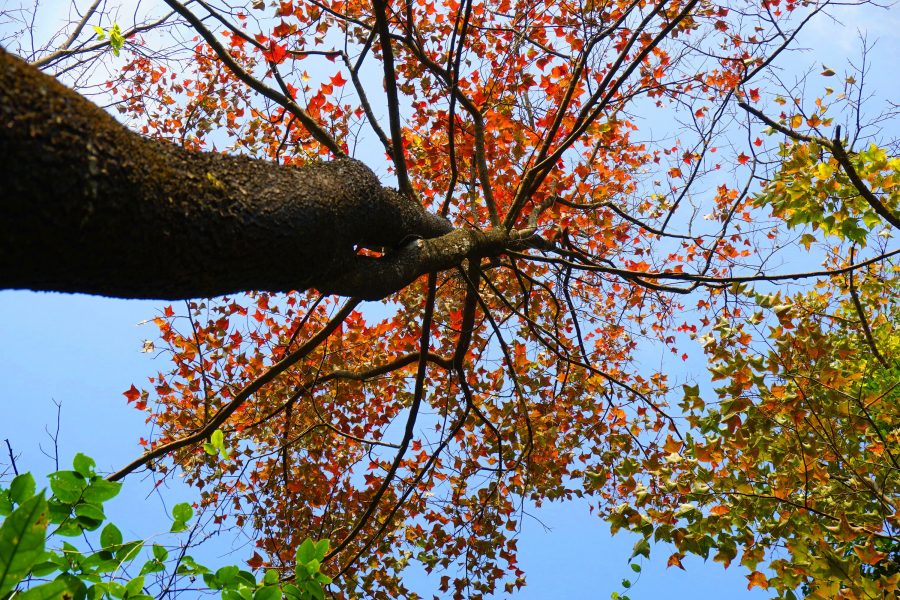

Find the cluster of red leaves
[[107, 0, 830, 596]]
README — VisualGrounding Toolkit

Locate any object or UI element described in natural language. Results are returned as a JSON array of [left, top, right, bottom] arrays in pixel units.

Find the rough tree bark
[[0, 47, 531, 301]]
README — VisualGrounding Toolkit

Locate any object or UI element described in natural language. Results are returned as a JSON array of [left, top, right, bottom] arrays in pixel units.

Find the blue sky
[[0, 290, 764, 599]]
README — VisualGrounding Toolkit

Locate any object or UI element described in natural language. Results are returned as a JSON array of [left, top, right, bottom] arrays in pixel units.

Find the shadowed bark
[[0, 46, 469, 300]]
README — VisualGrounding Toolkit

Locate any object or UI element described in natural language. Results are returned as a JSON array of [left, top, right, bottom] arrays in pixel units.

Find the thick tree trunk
[[1, 47, 481, 300]]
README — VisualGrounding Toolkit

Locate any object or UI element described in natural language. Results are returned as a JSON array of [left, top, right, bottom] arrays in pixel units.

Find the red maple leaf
[[737, 152, 750, 165], [273, 20, 292, 38], [331, 72, 347, 87], [247, 552, 264, 569], [123, 384, 140, 403], [274, 0, 292, 16], [263, 42, 288, 64], [749, 87, 760, 102]]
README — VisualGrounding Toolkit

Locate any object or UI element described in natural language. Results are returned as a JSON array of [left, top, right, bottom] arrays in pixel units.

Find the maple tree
[[3, 0, 900, 597]]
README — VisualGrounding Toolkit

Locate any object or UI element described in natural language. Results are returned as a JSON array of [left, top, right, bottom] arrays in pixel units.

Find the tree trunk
[[0, 46, 478, 301]]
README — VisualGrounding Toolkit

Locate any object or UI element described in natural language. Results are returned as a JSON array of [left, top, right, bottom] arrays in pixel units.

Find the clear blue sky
[[0, 290, 771, 599]]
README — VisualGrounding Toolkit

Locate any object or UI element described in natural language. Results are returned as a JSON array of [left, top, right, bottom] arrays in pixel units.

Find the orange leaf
[[667, 553, 685, 570], [331, 72, 347, 87], [855, 541, 888, 565], [746, 571, 769, 590]]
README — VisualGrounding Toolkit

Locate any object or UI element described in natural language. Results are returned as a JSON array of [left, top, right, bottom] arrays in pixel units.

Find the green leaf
[[216, 566, 239, 584], [282, 584, 303, 600], [138, 559, 165, 576], [622, 579, 631, 589], [31, 560, 63, 578], [108, 581, 126, 599], [203, 444, 217, 456], [87, 583, 108, 600], [152, 544, 168, 562], [100, 524, 122, 549], [254, 586, 281, 600], [115, 542, 143, 564], [17, 574, 85, 600], [72, 455, 96, 479], [0, 490, 13, 516], [630, 563, 641, 573], [9, 474, 36, 505], [211, 430, 224, 448], [79, 553, 105, 573], [202, 573, 220, 590], [297, 539, 316, 565], [93, 26, 105, 39], [263, 569, 279, 586], [81, 481, 121, 504], [313, 573, 332, 585], [124, 575, 144, 597], [75, 515, 102, 532], [313, 540, 329, 562], [172, 502, 193, 523], [175, 556, 209, 575], [170, 520, 187, 533], [52, 521, 83, 537], [303, 559, 320, 578], [47, 500, 71, 525], [306, 580, 324, 600], [629, 537, 651, 561], [73, 503, 104, 521], [95, 559, 121, 574], [611, 593, 620, 600], [0, 491, 48, 595], [49, 473, 87, 505]]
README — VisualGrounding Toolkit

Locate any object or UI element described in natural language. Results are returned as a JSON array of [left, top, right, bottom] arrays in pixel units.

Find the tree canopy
[[3, 0, 900, 598]]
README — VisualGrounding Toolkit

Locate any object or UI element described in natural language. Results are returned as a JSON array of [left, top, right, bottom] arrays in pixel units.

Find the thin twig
[[4, 439, 18, 476]]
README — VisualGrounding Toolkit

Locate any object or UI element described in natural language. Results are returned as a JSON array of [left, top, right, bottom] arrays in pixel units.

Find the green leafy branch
[[93, 24, 125, 57], [0, 454, 332, 600]]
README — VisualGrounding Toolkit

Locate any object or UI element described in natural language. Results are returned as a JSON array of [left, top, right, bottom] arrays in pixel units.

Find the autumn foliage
[[6, 0, 900, 596]]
